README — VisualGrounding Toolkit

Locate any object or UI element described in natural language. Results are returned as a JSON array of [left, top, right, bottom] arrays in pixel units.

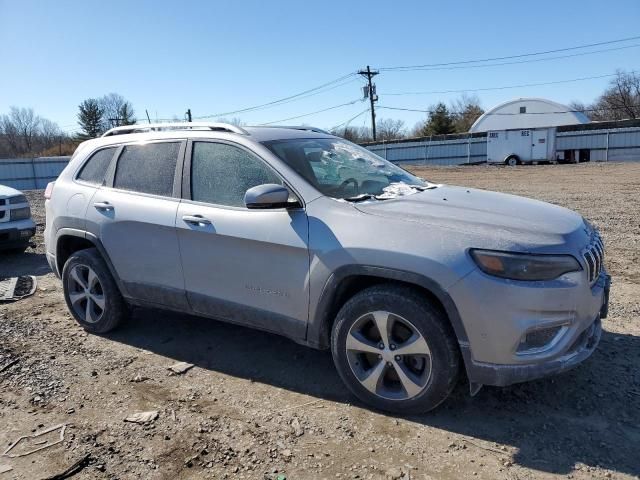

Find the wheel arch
[[55, 229, 128, 297], [504, 154, 520, 165], [307, 265, 470, 351]]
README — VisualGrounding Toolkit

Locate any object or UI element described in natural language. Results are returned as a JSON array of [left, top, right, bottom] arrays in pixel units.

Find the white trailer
[[486, 127, 557, 165]]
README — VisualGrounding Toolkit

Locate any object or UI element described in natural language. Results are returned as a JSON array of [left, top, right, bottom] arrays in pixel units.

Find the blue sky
[[1, 0, 639, 134]]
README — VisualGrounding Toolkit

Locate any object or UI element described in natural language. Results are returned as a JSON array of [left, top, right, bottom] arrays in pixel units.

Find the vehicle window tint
[[77, 147, 117, 185], [114, 142, 180, 196], [191, 142, 282, 207]]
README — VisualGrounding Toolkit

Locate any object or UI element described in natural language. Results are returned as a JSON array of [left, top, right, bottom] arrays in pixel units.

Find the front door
[[176, 140, 310, 338]]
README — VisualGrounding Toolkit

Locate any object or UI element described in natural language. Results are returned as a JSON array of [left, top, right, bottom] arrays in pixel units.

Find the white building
[[469, 98, 589, 133]]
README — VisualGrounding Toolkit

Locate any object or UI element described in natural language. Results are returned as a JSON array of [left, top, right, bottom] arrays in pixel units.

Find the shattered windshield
[[263, 138, 428, 200]]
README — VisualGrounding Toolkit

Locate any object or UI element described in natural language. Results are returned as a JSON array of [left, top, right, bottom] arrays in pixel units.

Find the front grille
[[583, 232, 605, 284]]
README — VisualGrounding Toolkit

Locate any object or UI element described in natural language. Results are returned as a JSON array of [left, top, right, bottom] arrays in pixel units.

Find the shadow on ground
[[106, 307, 640, 477], [0, 250, 51, 277]]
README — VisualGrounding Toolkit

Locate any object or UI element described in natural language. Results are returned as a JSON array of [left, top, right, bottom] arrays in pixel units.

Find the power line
[[330, 109, 370, 131], [194, 72, 357, 119], [379, 43, 640, 73], [379, 35, 640, 71], [259, 99, 362, 125], [382, 72, 634, 96]]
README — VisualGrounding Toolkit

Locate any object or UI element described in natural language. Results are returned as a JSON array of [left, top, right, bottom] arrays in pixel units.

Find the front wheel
[[62, 248, 127, 333], [505, 155, 519, 166], [331, 285, 460, 414]]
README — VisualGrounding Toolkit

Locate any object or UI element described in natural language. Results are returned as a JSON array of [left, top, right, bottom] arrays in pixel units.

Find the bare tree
[[589, 70, 640, 121], [99, 93, 136, 129], [450, 94, 484, 132], [331, 126, 372, 143], [0, 107, 42, 155], [376, 118, 406, 141]]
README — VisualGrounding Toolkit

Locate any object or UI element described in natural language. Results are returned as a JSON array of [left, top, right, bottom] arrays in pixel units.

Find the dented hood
[[354, 185, 588, 250]]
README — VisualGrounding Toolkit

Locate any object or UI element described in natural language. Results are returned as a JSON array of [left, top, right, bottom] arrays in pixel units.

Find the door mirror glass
[[244, 184, 296, 209]]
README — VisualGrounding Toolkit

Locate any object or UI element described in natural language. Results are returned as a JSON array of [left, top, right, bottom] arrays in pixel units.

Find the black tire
[[62, 248, 127, 333], [331, 284, 460, 414], [505, 155, 519, 166]]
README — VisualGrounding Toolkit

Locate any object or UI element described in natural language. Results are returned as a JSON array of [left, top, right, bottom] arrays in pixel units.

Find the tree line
[[1, 70, 638, 157], [0, 93, 136, 157]]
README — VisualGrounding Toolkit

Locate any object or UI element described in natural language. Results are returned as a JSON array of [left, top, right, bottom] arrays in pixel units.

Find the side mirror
[[244, 184, 298, 209]]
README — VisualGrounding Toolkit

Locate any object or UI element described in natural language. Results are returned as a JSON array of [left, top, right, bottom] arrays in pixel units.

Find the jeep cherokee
[[44, 123, 610, 413]]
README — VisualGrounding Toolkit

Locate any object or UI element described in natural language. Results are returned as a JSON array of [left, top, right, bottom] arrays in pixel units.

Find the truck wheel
[[62, 248, 127, 333], [331, 285, 460, 414], [505, 155, 519, 166]]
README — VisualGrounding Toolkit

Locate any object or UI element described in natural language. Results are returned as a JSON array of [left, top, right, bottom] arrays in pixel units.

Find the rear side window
[[77, 147, 117, 185], [114, 142, 180, 196], [191, 142, 282, 207]]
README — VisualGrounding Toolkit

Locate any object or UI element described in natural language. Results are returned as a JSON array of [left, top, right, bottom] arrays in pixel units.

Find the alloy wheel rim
[[345, 311, 432, 401], [67, 264, 105, 324]]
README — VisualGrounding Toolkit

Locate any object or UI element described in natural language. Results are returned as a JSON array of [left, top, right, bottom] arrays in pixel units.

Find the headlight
[[9, 195, 27, 205], [470, 249, 582, 281], [10, 206, 31, 221]]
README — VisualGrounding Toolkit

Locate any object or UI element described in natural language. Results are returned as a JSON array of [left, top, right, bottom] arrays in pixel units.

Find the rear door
[[175, 140, 310, 338], [84, 140, 189, 309]]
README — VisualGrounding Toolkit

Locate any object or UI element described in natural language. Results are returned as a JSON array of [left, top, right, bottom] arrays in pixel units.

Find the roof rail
[[101, 122, 249, 137], [254, 125, 333, 135]]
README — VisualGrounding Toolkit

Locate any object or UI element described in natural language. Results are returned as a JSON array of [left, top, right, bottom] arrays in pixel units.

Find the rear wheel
[[62, 248, 127, 333], [331, 285, 460, 413], [505, 155, 519, 166]]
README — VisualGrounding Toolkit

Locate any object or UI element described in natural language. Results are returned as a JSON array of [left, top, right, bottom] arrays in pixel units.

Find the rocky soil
[[0, 162, 638, 479]]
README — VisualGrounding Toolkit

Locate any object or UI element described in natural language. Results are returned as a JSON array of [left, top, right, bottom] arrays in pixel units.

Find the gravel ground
[[0, 162, 638, 480]]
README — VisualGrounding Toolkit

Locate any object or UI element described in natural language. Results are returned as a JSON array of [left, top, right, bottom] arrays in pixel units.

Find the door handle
[[182, 214, 211, 226], [94, 201, 113, 211]]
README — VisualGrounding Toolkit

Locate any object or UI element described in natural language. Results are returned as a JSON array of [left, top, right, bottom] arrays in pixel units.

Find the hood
[[0, 184, 24, 198], [354, 185, 589, 251]]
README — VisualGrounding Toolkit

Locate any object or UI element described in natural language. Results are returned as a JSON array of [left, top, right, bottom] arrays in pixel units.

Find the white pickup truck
[[0, 185, 36, 253]]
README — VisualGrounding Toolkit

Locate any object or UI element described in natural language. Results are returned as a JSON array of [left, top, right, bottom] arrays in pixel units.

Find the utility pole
[[186, 109, 192, 122], [358, 65, 379, 141], [145, 109, 152, 124]]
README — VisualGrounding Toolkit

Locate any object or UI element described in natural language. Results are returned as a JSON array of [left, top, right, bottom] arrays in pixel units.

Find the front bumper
[[450, 266, 610, 386], [462, 315, 602, 386], [0, 219, 36, 250]]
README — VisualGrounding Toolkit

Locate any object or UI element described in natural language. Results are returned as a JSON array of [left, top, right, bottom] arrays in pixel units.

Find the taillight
[[44, 182, 55, 200]]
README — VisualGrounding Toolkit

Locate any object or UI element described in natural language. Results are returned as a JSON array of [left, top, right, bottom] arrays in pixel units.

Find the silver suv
[[44, 122, 610, 413]]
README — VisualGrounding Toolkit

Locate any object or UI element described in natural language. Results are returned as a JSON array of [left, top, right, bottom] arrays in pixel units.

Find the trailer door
[[531, 130, 548, 160]]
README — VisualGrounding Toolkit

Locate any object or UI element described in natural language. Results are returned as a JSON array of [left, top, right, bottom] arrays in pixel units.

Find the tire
[[331, 285, 460, 414], [62, 248, 127, 333], [505, 155, 519, 166]]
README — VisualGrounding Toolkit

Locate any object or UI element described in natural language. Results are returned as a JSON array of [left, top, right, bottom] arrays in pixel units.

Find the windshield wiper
[[343, 194, 376, 202]]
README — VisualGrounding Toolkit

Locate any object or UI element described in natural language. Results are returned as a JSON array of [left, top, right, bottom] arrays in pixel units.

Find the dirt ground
[[1, 162, 638, 480]]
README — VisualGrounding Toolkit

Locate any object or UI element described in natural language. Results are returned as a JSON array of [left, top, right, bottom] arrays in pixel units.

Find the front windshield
[[263, 138, 428, 200]]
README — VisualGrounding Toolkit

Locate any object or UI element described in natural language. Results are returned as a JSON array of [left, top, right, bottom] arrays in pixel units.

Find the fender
[[55, 228, 129, 298], [306, 264, 470, 350]]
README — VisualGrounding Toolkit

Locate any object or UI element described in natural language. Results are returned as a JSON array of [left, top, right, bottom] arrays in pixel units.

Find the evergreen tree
[[77, 99, 104, 139], [118, 102, 136, 126], [424, 103, 455, 136]]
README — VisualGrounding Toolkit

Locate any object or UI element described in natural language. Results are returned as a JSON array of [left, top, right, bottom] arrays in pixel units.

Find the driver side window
[[191, 142, 283, 207]]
